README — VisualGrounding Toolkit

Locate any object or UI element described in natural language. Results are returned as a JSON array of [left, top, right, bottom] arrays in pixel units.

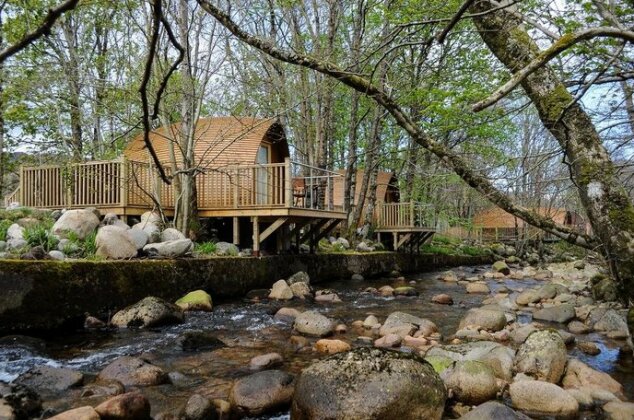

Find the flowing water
[[1, 265, 632, 418]]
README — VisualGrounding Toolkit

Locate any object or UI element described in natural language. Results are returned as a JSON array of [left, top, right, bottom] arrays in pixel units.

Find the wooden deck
[[6, 158, 345, 216], [374, 202, 435, 251], [5, 159, 439, 253]]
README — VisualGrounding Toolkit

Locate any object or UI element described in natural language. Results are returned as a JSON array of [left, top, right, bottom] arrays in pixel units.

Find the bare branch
[[0, 0, 80, 63], [435, 0, 478, 44], [472, 27, 634, 112], [139, 0, 170, 184]]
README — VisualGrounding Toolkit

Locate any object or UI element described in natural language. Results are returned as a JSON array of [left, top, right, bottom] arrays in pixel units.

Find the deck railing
[[9, 158, 343, 212], [375, 202, 433, 228]]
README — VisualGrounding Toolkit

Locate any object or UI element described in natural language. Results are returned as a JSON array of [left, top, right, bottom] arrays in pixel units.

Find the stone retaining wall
[[0, 253, 491, 333]]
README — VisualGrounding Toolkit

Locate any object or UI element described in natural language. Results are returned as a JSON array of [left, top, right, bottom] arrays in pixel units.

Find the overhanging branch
[[472, 27, 634, 112], [197, 0, 599, 249], [0, 0, 80, 63]]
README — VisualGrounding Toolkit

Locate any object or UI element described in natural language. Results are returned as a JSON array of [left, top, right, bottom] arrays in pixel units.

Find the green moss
[[175, 289, 212, 310], [608, 205, 634, 231], [425, 355, 453, 374], [542, 84, 573, 122]]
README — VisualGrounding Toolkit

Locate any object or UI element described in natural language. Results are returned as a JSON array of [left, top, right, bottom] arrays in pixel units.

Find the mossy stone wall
[[0, 253, 491, 333]]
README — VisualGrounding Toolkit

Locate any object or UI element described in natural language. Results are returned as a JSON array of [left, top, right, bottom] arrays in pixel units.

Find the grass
[[195, 241, 217, 255]]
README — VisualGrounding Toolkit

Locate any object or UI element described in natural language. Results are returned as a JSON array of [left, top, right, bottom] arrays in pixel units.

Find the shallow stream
[[1, 265, 632, 418]]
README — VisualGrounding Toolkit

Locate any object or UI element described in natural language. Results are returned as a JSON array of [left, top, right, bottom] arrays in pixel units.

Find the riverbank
[[0, 252, 491, 333], [2, 260, 632, 419]]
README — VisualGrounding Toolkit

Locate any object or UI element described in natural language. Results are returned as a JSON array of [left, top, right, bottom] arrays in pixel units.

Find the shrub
[[82, 231, 97, 258], [0, 219, 13, 241], [24, 223, 59, 251]]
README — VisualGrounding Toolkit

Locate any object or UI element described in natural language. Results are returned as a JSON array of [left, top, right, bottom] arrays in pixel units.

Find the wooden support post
[[312, 219, 341, 244], [284, 157, 292, 208], [410, 201, 414, 227], [259, 217, 288, 243], [18, 165, 24, 206], [393, 232, 398, 251], [233, 217, 240, 245], [252, 216, 260, 257], [234, 171, 240, 208], [397, 233, 412, 250], [120, 157, 128, 207], [299, 219, 329, 244]]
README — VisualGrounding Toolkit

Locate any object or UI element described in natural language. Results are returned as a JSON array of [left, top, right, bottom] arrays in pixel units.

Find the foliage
[[194, 241, 217, 255], [420, 235, 488, 257], [63, 230, 97, 258], [0, 220, 13, 242], [24, 222, 58, 251]]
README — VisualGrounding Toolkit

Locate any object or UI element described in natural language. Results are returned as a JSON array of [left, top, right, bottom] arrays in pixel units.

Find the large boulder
[[230, 370, 294, 417], [442, 360, 498, 405], [561, 359, 624, 398], [94, 392, 150, 420], [49, 406, 100, 420], [492, 261, 510, 275], [6, 224, 24, 240], [160, 227, 186, 242], [143, 239, 193, 257], [132, 222, 160, 244], [269, 280, 294, 300], [459, 308, 507, 332], [95, 225, 138, 259], [291, 348, 446, 420], [532, 304, 575, 323], [466, 283, 490, 294], [509, 380, 578, 419], [97, 356, 168, 387], [514, 330, 566, 383], [294, 311, 334, 337], [426, 341, 515, 381], [459, 401, 530, 420], [140, 211, 162, 225], [593, 309, 629, 337], [515, 290, 539, 305], [175, 290, 213, 312], [214, 241, 239, 256], [111, 296, 183, 328], [287, 271, 310, 285], [603, 401, 634, 420], [15, 366, 83, 396], [126, 228, 149, 250], [379, 312, 437, 337], [290, 282, 312, 299], [52, 209, 100, 239]]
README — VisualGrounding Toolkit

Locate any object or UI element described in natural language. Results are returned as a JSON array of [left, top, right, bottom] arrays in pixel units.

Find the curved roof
[[124, 117, 289, 168]]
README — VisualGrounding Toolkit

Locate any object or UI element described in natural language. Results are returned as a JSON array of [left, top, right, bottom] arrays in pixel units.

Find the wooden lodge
[[5, 117, 434, 253], [330, 169, 435, 251], [473, 206, 588, 243]]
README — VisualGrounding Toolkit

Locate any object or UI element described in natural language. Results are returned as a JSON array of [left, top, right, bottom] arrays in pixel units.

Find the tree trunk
[[471, 0, 634, 302], [61, 17, 83, 161], [175, 0, 199, 237]]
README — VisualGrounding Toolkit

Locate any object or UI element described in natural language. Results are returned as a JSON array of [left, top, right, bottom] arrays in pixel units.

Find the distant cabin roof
[[473, 207, 583, 229], [124, 117, 289, 168]]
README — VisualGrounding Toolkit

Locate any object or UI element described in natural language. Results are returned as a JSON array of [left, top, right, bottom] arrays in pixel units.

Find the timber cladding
[[124, 116, 290, 168], [331, 169, 399, 208]]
